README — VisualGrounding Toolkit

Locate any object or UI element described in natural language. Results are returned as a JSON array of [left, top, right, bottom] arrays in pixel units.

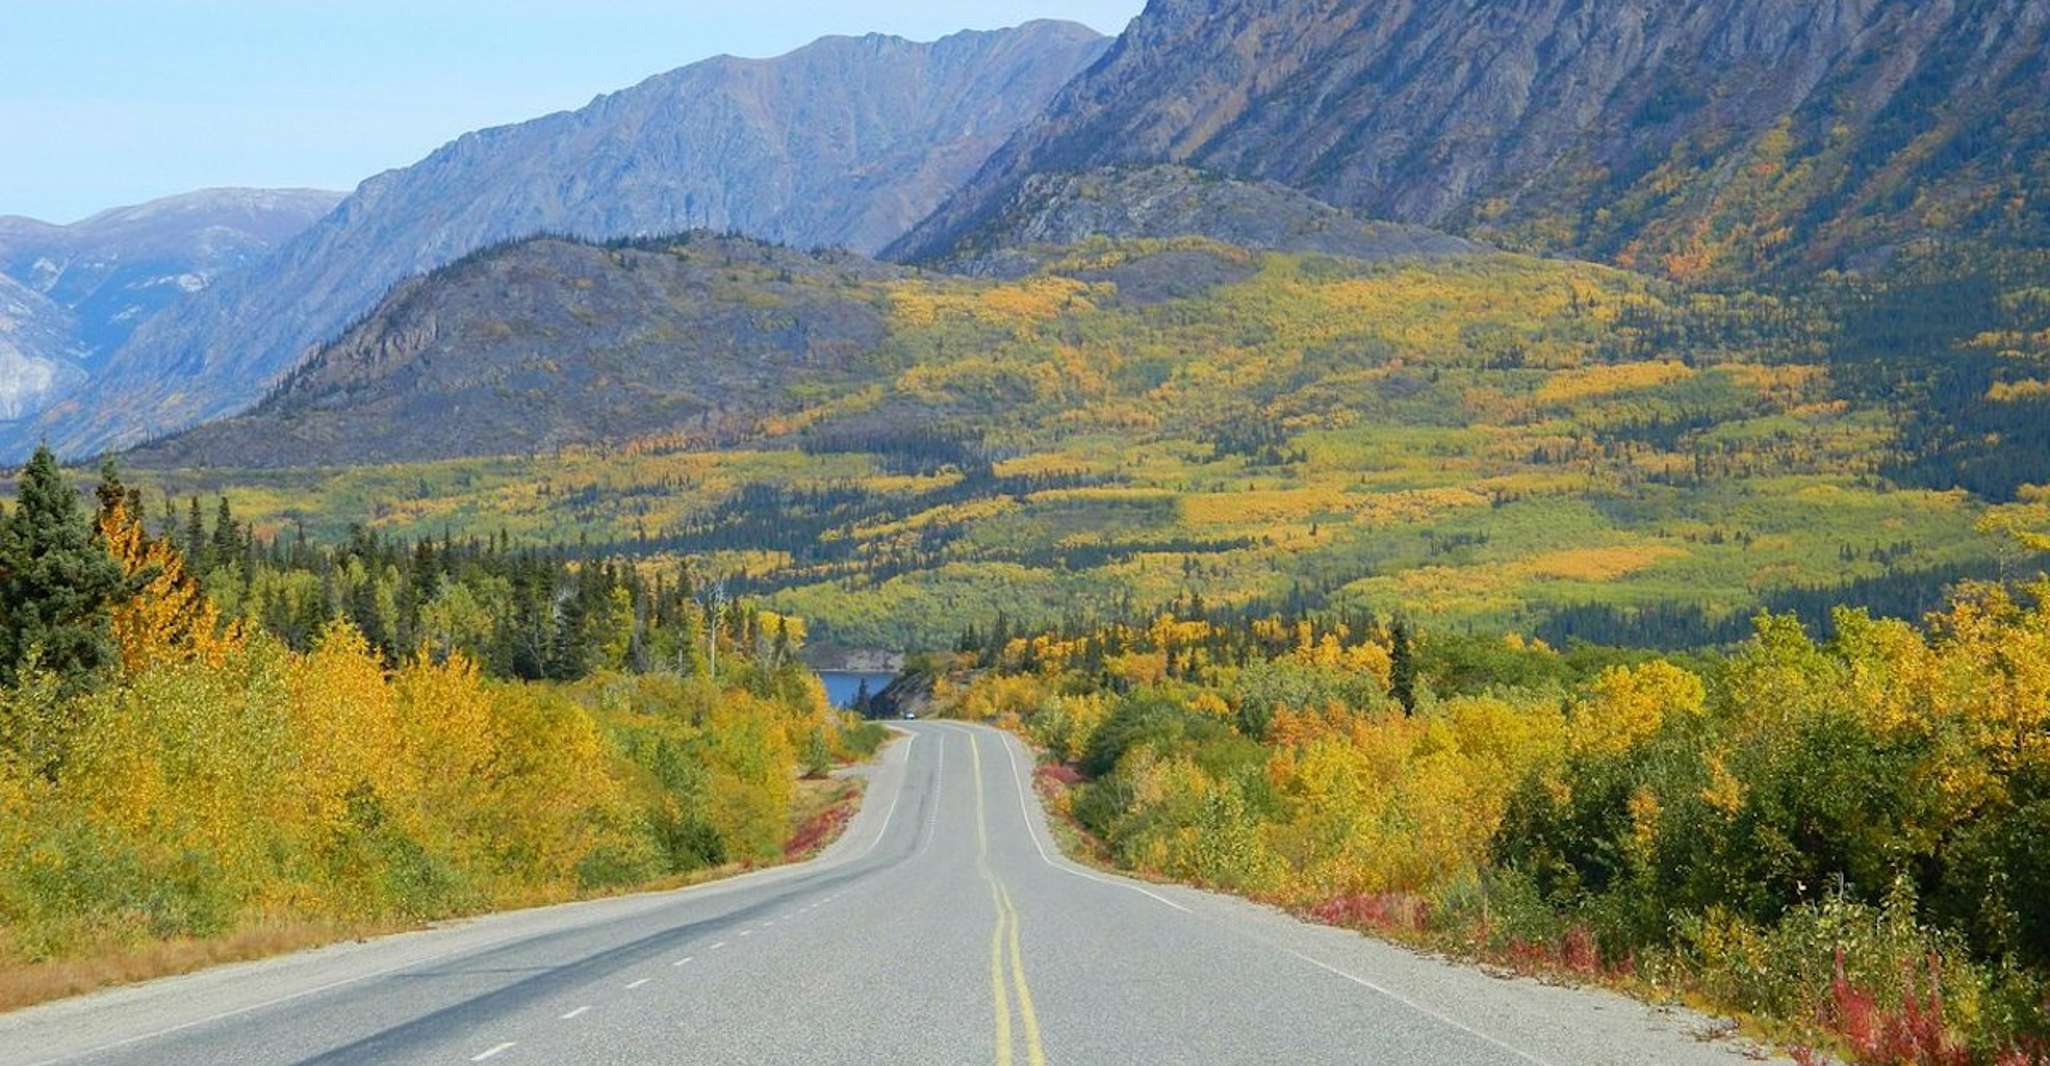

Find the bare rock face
[[893, 0, 2050, 276], [0, 188, 342, 422], [23, 22, 1108, 460]]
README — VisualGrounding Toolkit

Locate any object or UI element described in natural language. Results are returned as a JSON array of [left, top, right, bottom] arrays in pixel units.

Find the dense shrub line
[[935, 585, 2050, 1062]]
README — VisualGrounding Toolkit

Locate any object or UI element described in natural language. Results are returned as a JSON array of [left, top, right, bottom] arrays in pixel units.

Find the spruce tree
[[184, 496, 206, 571], [0, 448, 127, 691], [1389, 618, 1417, 715]]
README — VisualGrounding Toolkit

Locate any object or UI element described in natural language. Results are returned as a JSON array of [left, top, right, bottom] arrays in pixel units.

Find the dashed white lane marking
[[625, 978, 651, 990], [738, 930, 753, 938], [673, 956, 694, 967], [761, 919, 775, 927], [560, 1006, 590, 1020], [710, 941, 728, 950], [472, 1042, 517, 1061]]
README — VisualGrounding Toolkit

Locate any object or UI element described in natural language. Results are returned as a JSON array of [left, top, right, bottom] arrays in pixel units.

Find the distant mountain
[[23, 21, 1109, 460], [0, 274, 82, 421], [933, 164, 1479, 277], [0, 188, 342, 422], [893, 0, 2050, 277], [126, 235, 910, 469]]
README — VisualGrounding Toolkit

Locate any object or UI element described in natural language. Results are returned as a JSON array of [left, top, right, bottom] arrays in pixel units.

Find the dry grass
[[0, 919, 395, 1015]]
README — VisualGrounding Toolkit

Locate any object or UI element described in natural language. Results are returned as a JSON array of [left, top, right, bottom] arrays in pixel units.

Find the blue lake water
[[818, 670, 895, 708]]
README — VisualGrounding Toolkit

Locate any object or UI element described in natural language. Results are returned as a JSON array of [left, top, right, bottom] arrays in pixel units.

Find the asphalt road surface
[[0, 723, 1782, 1065]]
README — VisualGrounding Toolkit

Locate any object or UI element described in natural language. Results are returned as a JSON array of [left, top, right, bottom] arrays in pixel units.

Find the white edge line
[[856, 733, 911, 860], [471, 1041, 517, 1061], [21, 920, 555, 1066], [975, 721, 1191, 914], [22, 725, 931, 1066], [1285, 949, 1560, 1066], [957, 723, 1551, 1066]]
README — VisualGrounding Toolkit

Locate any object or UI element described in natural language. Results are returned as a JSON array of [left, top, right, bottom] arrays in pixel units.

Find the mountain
[[20, 21, 1109, 461], [126, 235, 909, 469], [891, 0, 2050, 278], [0, 274, 82, 421], [0, 188, 342, 421], [127, 168, 1491, 470]]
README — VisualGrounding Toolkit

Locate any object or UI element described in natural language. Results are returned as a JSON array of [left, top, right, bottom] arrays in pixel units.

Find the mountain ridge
[[0, 187, 343, 423], [891, 0, 2050, 276], [14, 21, 1109, 461]]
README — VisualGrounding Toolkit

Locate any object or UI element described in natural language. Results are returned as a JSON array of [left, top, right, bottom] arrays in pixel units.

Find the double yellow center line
[[971, 731, 1047, 1066]]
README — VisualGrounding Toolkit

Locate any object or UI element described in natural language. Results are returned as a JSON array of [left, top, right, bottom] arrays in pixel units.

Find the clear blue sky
[[4, 1, 1145, 224]]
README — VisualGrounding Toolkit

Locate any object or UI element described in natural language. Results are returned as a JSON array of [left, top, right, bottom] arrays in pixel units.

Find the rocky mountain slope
[[893, 0, 2050, 278], [0, 188, 342, 421], [21, 22, 1108, 460], [126, 235, 909, 468]]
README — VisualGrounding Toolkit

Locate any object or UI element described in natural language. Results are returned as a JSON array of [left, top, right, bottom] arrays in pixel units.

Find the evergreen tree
[[0, 448, 127, 691], [184, 496, 206, 571], [210, 497, 239, 570], [1389, 618, 1417, 715]]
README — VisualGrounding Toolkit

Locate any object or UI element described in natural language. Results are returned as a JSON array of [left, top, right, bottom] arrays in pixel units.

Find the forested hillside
[[124, 169, 2050, 651]]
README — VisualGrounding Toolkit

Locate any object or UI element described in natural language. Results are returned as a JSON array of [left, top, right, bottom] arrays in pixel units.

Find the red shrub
[[1036, 762, 1084, 787], [1309, 893, 1432, 936], [1822, 952, 1971, 1066]]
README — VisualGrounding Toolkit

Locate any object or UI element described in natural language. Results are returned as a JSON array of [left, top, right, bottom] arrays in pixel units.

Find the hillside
[[892, 0, 2050, 278], [130, 236, 907, 468], [16, 22, 1108, 460], [129, 168, 2043, 650], [932, 164, 1480, 276], [134, 168, 1494, 470], [0, 188, 342, 421]]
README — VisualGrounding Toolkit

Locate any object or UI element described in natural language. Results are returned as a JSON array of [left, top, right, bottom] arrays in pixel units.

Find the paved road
[[0, 723, 1780, 1065]]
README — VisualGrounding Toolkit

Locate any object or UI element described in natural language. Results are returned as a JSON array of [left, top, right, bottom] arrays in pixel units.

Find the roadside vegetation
[[927, 513, 2050, 1064], [0, 451, 882, 1011]]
